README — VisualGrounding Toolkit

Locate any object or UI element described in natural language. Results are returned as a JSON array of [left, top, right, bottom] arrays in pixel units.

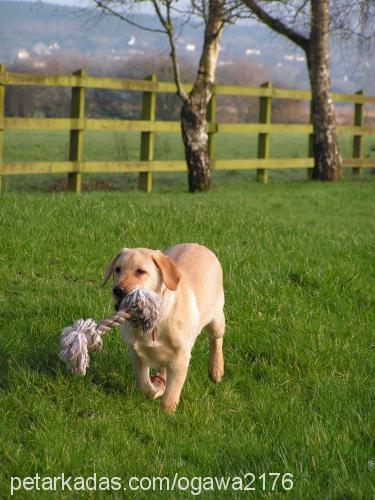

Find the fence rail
[[0, 66, 374, 192]]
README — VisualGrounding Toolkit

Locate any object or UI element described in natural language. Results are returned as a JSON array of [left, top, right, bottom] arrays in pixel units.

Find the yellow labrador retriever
[[103, 243, 225, 412]]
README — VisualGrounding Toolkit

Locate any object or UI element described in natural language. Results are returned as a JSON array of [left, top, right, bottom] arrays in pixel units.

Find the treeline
[[5, 53, 309, 123]]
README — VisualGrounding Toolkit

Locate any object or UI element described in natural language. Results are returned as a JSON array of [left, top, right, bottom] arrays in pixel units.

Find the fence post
[[307, 100, 314, 179], [0, 64, 5, 193], [207, 89, 217, 166], [352, 89, 364, 178], [139, 74, 156, 193], [257, 81, 272, 183], [68, 69, 85, 193]]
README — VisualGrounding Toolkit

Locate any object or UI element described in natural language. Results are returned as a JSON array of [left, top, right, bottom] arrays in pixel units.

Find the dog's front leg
[[128, 347, 161, 400], [161, 353, 190, 412]]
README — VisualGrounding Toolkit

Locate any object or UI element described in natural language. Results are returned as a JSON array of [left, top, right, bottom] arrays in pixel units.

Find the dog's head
[[102, 248, 181, 310]]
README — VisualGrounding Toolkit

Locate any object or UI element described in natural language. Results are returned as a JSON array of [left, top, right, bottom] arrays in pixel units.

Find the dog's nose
[[113, 286, 124, 298]]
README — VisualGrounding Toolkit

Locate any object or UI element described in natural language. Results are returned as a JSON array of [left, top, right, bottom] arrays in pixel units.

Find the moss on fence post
[[307, 100, 314, 180], [139, 74, 156, 193], [257, 81, 272, 184], [0, 64, 5, 193], [68, 69, 85, 193], [352, 90, 364, 179]]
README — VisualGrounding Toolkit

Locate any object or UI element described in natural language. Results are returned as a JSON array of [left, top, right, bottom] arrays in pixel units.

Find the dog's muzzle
[[116, 287, 162, 332], [113, 286, 128, 310]]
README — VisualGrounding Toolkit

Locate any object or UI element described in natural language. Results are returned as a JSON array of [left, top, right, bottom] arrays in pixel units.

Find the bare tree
[[240, 0, 375, 181], [91, 0, 246, 191]]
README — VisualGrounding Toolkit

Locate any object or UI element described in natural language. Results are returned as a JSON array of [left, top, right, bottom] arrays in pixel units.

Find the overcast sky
[[6, 0, 154, 10], [6, 0, 165, 15], [9, 0, 92, 5]]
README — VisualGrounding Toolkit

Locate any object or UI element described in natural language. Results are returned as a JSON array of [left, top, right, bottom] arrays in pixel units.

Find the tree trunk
[[308, 0, 342, 181], [180, 0, 224, 192], [181, 97, 211, 192]]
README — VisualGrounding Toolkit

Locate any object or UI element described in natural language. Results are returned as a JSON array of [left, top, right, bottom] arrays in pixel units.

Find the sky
[[10, 0, 92, 4], [6, 0, 172, 15], [6, 0, 156, 12], [5, 0, 258, 24]]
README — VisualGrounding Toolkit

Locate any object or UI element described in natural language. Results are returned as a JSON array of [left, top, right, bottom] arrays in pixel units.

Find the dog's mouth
[[113, 294, 123, 311], [112, 287, 127, 311], [114, 295, 130, 312], [113, 289, 137, 312], [112, 287, 162, 332]]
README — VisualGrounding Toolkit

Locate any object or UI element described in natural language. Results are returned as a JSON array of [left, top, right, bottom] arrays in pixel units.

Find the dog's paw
[[160, 397, 178, 413], [209, 363, 224, 384], [150, 374, 166, 398]]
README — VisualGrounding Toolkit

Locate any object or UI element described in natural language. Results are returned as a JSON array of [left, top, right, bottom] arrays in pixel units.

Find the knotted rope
[[59, 288, 161, 376]]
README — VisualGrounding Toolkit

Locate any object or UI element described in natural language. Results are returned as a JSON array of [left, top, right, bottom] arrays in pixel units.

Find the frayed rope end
[[59, 318, 103, 376]]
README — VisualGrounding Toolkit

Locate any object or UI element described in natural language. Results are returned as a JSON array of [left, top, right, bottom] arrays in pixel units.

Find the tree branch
[[92, 0, 167, 33], [222, 0, 247, 21], [150, 0, 188, 101], [241, 0, 309, 51]]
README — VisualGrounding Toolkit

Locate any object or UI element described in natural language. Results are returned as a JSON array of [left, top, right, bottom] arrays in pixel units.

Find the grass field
[[0, 179, 374, 498], [3, 130, 375, 193], [5, 130, 375, 163]]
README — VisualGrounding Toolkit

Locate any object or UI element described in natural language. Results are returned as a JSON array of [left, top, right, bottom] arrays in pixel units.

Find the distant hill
[[0, 0, 373, 93]]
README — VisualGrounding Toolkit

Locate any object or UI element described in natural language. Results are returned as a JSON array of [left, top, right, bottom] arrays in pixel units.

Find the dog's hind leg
[[206, 309, 225, 384]]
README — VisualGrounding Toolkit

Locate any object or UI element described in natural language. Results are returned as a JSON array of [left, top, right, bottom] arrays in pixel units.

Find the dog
[[102, 243, 225, 412]]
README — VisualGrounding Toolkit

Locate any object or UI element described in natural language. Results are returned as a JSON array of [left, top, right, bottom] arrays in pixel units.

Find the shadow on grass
[[17, 341, 135, 395], [19, 345, 62, 379], [288, 270, 320, 289], [90, 370, 134, 397], [0, 348, 10, 390], [0, 345, 61, 393]]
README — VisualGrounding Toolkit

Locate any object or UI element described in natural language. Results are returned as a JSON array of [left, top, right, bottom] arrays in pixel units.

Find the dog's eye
[[136, 269, 146, 275], [114, 266, 121, 273]]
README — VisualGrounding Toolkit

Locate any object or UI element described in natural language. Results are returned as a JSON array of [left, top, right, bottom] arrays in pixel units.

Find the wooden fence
[[0, 65, 374, 192]]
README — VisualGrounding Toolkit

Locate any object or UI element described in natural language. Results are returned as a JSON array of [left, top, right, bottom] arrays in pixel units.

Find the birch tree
[[92, 0, 244, 192], [241, 0, 375, 181]]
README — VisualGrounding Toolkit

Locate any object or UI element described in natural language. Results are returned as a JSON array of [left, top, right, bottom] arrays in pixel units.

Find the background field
[[3, 130, 375, 192], [0, 179, 374, 498]]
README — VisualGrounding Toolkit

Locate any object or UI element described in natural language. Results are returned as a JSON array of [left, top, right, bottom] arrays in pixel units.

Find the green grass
[[3, 130, 375, 193], [0, 180, 374, 498], [4, 131, 375, 163]]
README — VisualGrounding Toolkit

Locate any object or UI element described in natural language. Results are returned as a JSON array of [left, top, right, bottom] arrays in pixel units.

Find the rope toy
[[59, 288, 161, 376]]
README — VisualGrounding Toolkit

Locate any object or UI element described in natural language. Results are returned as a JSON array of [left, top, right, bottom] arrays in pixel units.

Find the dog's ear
[[102, 248, 128, 286], [152, 253, 181, 291]]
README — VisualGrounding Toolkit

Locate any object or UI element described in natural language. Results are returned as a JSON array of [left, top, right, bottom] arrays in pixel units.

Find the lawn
[[0, 180, 374, 498]]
